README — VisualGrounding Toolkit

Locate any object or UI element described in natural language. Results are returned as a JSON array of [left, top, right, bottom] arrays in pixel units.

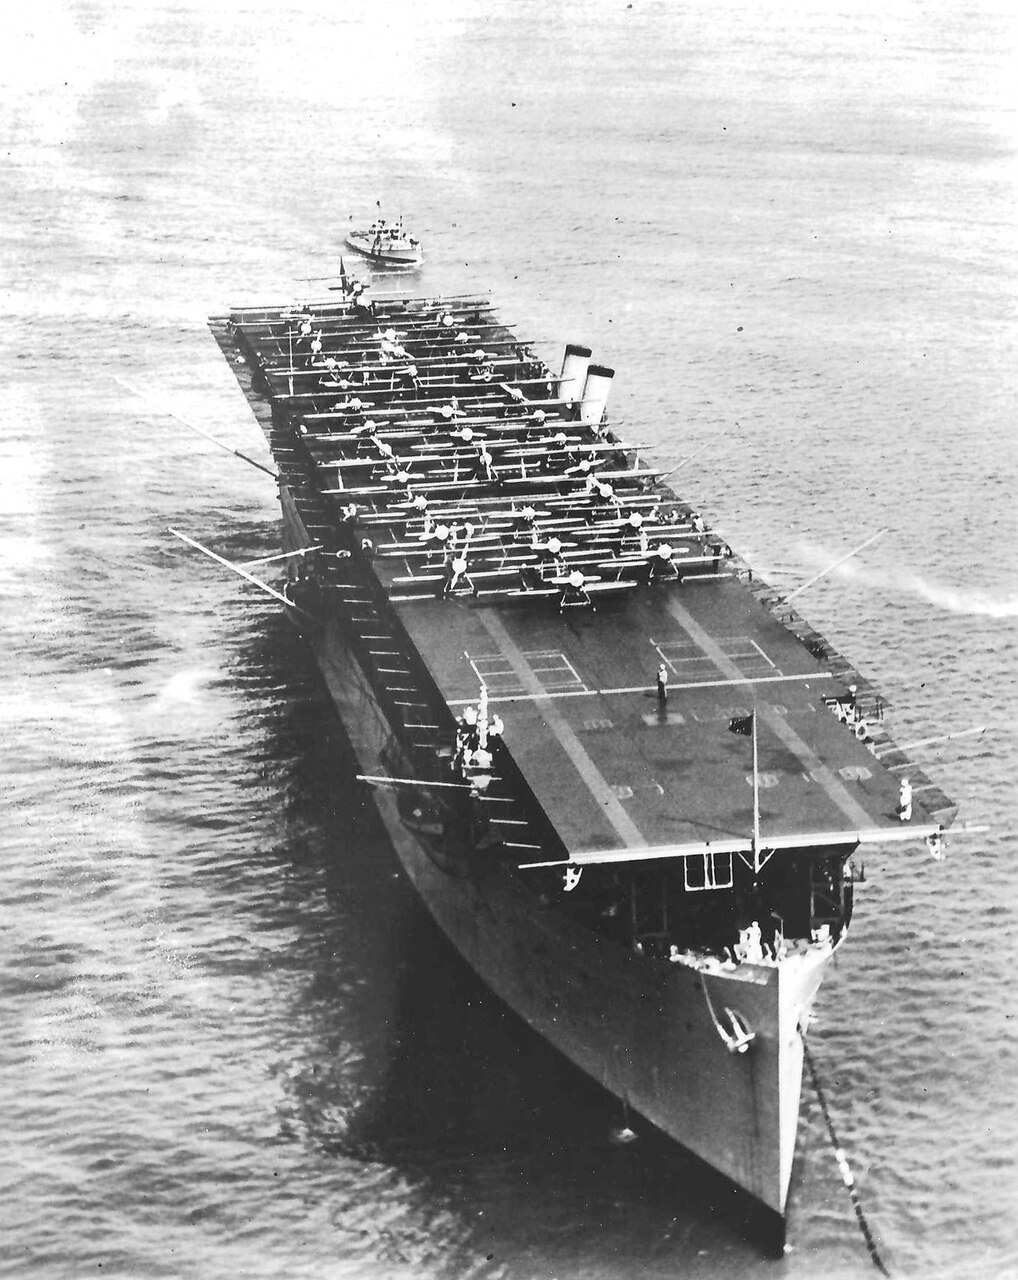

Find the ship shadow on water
[[343, 915, 787, 1263], [252, 626, 787, 1267]]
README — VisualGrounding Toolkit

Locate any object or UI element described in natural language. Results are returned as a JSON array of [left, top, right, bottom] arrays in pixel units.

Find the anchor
[[563, 865, 583, 893], [721, 1008, 756, 1054]]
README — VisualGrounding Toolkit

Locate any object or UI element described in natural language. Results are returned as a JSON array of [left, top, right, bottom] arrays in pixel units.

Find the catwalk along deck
[[206, 287, 955, 1241]]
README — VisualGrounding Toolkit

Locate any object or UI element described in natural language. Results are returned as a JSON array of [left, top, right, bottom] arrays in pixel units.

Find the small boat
[[345, 214, 423, 268]]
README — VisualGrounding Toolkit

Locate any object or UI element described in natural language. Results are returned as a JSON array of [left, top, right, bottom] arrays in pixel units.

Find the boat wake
[[894, 573, 1018, 619], [792, 546, 1018, 619]]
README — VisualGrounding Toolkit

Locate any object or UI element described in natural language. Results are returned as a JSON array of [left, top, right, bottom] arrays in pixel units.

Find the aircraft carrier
[[203, 285, 956, 1241]]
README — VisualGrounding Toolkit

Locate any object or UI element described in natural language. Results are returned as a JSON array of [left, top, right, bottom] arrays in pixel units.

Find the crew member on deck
[[453, 705, 479, 768], [467, 744, 494, 792], [710, 541, 733, 571], [742, 921, 764, 963]]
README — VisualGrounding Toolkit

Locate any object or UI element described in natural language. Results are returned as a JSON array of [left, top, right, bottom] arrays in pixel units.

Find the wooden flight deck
[[397, 574, 912, 860]]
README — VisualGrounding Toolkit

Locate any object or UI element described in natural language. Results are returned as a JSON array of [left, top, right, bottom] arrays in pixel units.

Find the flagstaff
[[728, 711, 761, 872], [752, 711, 761, 873]]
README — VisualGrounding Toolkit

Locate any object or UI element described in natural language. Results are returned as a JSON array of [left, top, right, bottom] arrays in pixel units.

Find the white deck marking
[[749, 638, 778, 670], [661, 596, 875, 828], [447, 669, 833, 707], [526, 650, 587, 692], [653, 634, 779, 679], [476, 609, 646, 848], [467, 647, 588, 696], [468, 653, 520, 694]]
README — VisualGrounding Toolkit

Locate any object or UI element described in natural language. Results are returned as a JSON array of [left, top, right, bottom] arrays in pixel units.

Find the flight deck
[[398, 570, 916, 859]]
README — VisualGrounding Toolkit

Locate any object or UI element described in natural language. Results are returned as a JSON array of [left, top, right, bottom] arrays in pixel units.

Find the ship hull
[[281, 494, 830, 1222]]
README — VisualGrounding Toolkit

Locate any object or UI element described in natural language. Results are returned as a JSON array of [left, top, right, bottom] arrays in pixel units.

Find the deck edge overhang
[[517, 822, 944, 869]]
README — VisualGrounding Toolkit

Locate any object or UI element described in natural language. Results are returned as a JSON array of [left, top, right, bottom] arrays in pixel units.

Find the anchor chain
[[801, 1034, 891, 1277]]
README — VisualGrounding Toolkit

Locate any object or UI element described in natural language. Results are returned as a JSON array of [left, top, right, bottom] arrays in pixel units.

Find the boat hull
[[281, 491, 830, 1221], [345, 231, 422, 267]]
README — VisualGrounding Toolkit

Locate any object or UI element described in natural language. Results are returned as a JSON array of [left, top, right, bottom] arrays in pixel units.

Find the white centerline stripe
[[447, 669, 833, 707]]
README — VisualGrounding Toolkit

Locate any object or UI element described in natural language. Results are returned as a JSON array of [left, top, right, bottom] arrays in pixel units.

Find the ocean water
[[2, 2, 1016, 1277]]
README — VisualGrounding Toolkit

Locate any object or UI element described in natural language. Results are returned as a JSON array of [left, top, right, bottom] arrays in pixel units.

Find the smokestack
[[558, 343, 592, 418], [579, 364, 615, 428]]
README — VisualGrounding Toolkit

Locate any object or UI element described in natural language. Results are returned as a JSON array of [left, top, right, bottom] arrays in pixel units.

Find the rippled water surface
[[2, 3, 1016, 1277]]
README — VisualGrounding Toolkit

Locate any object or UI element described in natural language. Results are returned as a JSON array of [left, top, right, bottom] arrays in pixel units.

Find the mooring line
[[801, 1035, 891, 1277]]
